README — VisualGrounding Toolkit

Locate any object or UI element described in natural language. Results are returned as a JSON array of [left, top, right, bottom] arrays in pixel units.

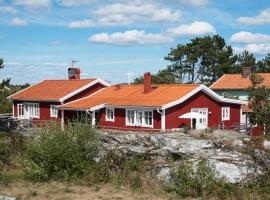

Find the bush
[[169, 158, 235, 198], [20, 122, 101, 182], [86, 151, 144, 184]]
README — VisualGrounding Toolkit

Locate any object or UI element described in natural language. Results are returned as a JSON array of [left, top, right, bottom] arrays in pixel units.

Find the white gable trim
[[162, 85, 246, 110], [59, 79, 110, 102]]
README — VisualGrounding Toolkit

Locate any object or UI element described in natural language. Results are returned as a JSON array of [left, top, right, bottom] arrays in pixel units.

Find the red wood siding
[[99, 108, 161, 131], [165, 91, 241, 129], [64, 83, 105, 103], [12, 82, 106, 123]]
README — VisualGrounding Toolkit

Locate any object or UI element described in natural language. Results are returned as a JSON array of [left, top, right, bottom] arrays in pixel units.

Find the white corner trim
[[209, 74, 225, 89], [161, 109, 166, 131], [59, 79, 110, 102], [7, 80, 44, 100], [162, 85, 247, 110]]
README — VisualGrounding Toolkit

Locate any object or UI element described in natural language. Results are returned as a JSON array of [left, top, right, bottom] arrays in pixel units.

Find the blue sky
[[0, 0, 270, 84]]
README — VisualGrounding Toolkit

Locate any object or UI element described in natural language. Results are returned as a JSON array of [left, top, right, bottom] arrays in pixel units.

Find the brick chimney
[[144, 72, 152, 93], [68, 68, 81, 80], [241, 67, 252, 78]]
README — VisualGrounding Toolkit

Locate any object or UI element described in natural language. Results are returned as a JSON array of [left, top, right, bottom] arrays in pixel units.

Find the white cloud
[[10, 17, 28, 26], [68, 19, 96, 28], [233, 44, 270, 55], [89, 30, 173, 45], [178, 0, 208, 6], [94, 2, 181, 25], [57, 0, 95, 6], [50, 40, 60, 46], [166, 21, 216, 36], [0, 6, 17, 14], [230, 31, 270, 44], [12, 0, 50, 8], [237, 9, 270, 25]]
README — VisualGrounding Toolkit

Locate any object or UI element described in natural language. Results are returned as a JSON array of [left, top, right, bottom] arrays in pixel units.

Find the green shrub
[[86, 151, 144, 184], [169, 158, 235, 198], [0, 141, 10, 165], [20, 122, 101, 182]]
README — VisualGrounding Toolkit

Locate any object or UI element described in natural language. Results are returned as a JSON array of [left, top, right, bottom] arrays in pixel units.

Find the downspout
[[60, 101, 64, 131], [157, 108, 166, 132]]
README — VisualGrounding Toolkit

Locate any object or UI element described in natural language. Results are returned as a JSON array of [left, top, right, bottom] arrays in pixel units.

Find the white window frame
[[126, 109, 136, 126], [222, 107, 230, 121], [50, 105, 58, 118], [125, 109, 153, 128], [17, 103, 40, 119], [106, 108, 115, 122], [17, 104, 24, 118]]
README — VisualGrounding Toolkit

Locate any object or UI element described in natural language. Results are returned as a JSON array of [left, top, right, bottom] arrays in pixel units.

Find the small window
[[144, 111, 153, 126], [18, 104, 24, 117], [126, 110, 135, 125], [106, 108, 114, 122], [50, 105, 58, 118], [222, 107, 230, 121]]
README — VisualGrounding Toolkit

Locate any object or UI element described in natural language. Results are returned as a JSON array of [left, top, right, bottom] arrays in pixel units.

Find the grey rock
[[0, 196, 16, 200]]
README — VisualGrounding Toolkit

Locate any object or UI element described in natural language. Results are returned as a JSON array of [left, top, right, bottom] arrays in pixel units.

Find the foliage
[[134, 69, 176, 84], [20, 122, 101, 182], [256, 53, 270, 73], [85, 150, 144, 184], [247, 74, 270, 134], [169, 158, 234, 198], [134, 35, 239, 85], [237, 50, 256, 71]]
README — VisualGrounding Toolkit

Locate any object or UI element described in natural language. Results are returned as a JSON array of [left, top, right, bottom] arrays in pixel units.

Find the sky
[[0, 0, 270, 84]]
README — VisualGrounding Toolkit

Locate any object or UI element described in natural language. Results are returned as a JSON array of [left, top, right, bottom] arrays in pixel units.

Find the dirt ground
[[0, 182, 169, 200]]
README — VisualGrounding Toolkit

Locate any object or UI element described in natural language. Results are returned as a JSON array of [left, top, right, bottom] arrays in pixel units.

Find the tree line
[[0, 59, 30, 113], [134, 35, 270, 86]]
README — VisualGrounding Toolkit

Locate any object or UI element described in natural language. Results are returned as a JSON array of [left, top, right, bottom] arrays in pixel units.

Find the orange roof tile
[[210, 73, 270, 90], [60, 84, 200, 109], [9, 79, 97, 101]]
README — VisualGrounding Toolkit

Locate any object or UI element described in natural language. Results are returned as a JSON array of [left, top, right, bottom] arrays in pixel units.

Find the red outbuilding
[[58, 73, 246, 131], [8, 68, 110, 125]]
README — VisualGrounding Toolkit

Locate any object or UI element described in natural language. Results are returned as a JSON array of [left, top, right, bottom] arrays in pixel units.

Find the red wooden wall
[[165, 91, 241, 129]]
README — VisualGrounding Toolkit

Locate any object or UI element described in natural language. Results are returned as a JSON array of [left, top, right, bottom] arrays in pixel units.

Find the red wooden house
[[58, 73, 246, 131], [8, 68, 110, 124]]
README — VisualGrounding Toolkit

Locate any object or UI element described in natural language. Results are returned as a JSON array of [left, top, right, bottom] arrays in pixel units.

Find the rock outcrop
[[99, 131, 259, 184]]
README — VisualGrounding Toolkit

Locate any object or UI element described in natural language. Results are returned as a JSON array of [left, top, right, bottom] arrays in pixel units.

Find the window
[[222, 107, 230, 121], [127, 110, 135, 125], [137, 111, 143, 125], [17, 104, 24, 117], [106, 108, 114, 122], [144, 111, 153, 126], [50, 105, 58, 118], [126, 109, 153, 127]]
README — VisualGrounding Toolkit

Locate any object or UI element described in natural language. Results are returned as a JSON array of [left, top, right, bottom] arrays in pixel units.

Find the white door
[[191, 108, 208, 129]]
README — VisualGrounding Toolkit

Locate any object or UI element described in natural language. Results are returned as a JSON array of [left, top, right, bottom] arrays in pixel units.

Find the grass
[[1, 123, 270, 199]]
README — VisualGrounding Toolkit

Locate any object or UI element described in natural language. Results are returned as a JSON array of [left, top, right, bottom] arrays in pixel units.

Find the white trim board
[[59, 79, 110, 102], [162, 85, 246, 110]]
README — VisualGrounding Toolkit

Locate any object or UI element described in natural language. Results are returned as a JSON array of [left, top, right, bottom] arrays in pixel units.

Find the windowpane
[[106, 108, 114, 121]]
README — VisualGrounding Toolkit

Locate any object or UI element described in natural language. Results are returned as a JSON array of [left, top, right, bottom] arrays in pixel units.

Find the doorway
[[191, 108, 208, 129]]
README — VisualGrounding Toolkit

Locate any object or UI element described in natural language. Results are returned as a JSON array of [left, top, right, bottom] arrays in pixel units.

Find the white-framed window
[[17, 104, 24, 117], [126, 110, 135, 125], [222, 107, 230, 121], [144, 111, 153, 126], [27, 103, 40, 118], [126, 109, 153, 128], [18, 103, 40, 118], [50, 105, 58, 118], [106, 108, 114, 122]]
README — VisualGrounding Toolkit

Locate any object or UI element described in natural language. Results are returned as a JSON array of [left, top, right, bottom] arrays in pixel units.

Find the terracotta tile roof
[[210, 73, 270, 90], [9, 79, 97, 101], [60, 84, 200, 109]]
